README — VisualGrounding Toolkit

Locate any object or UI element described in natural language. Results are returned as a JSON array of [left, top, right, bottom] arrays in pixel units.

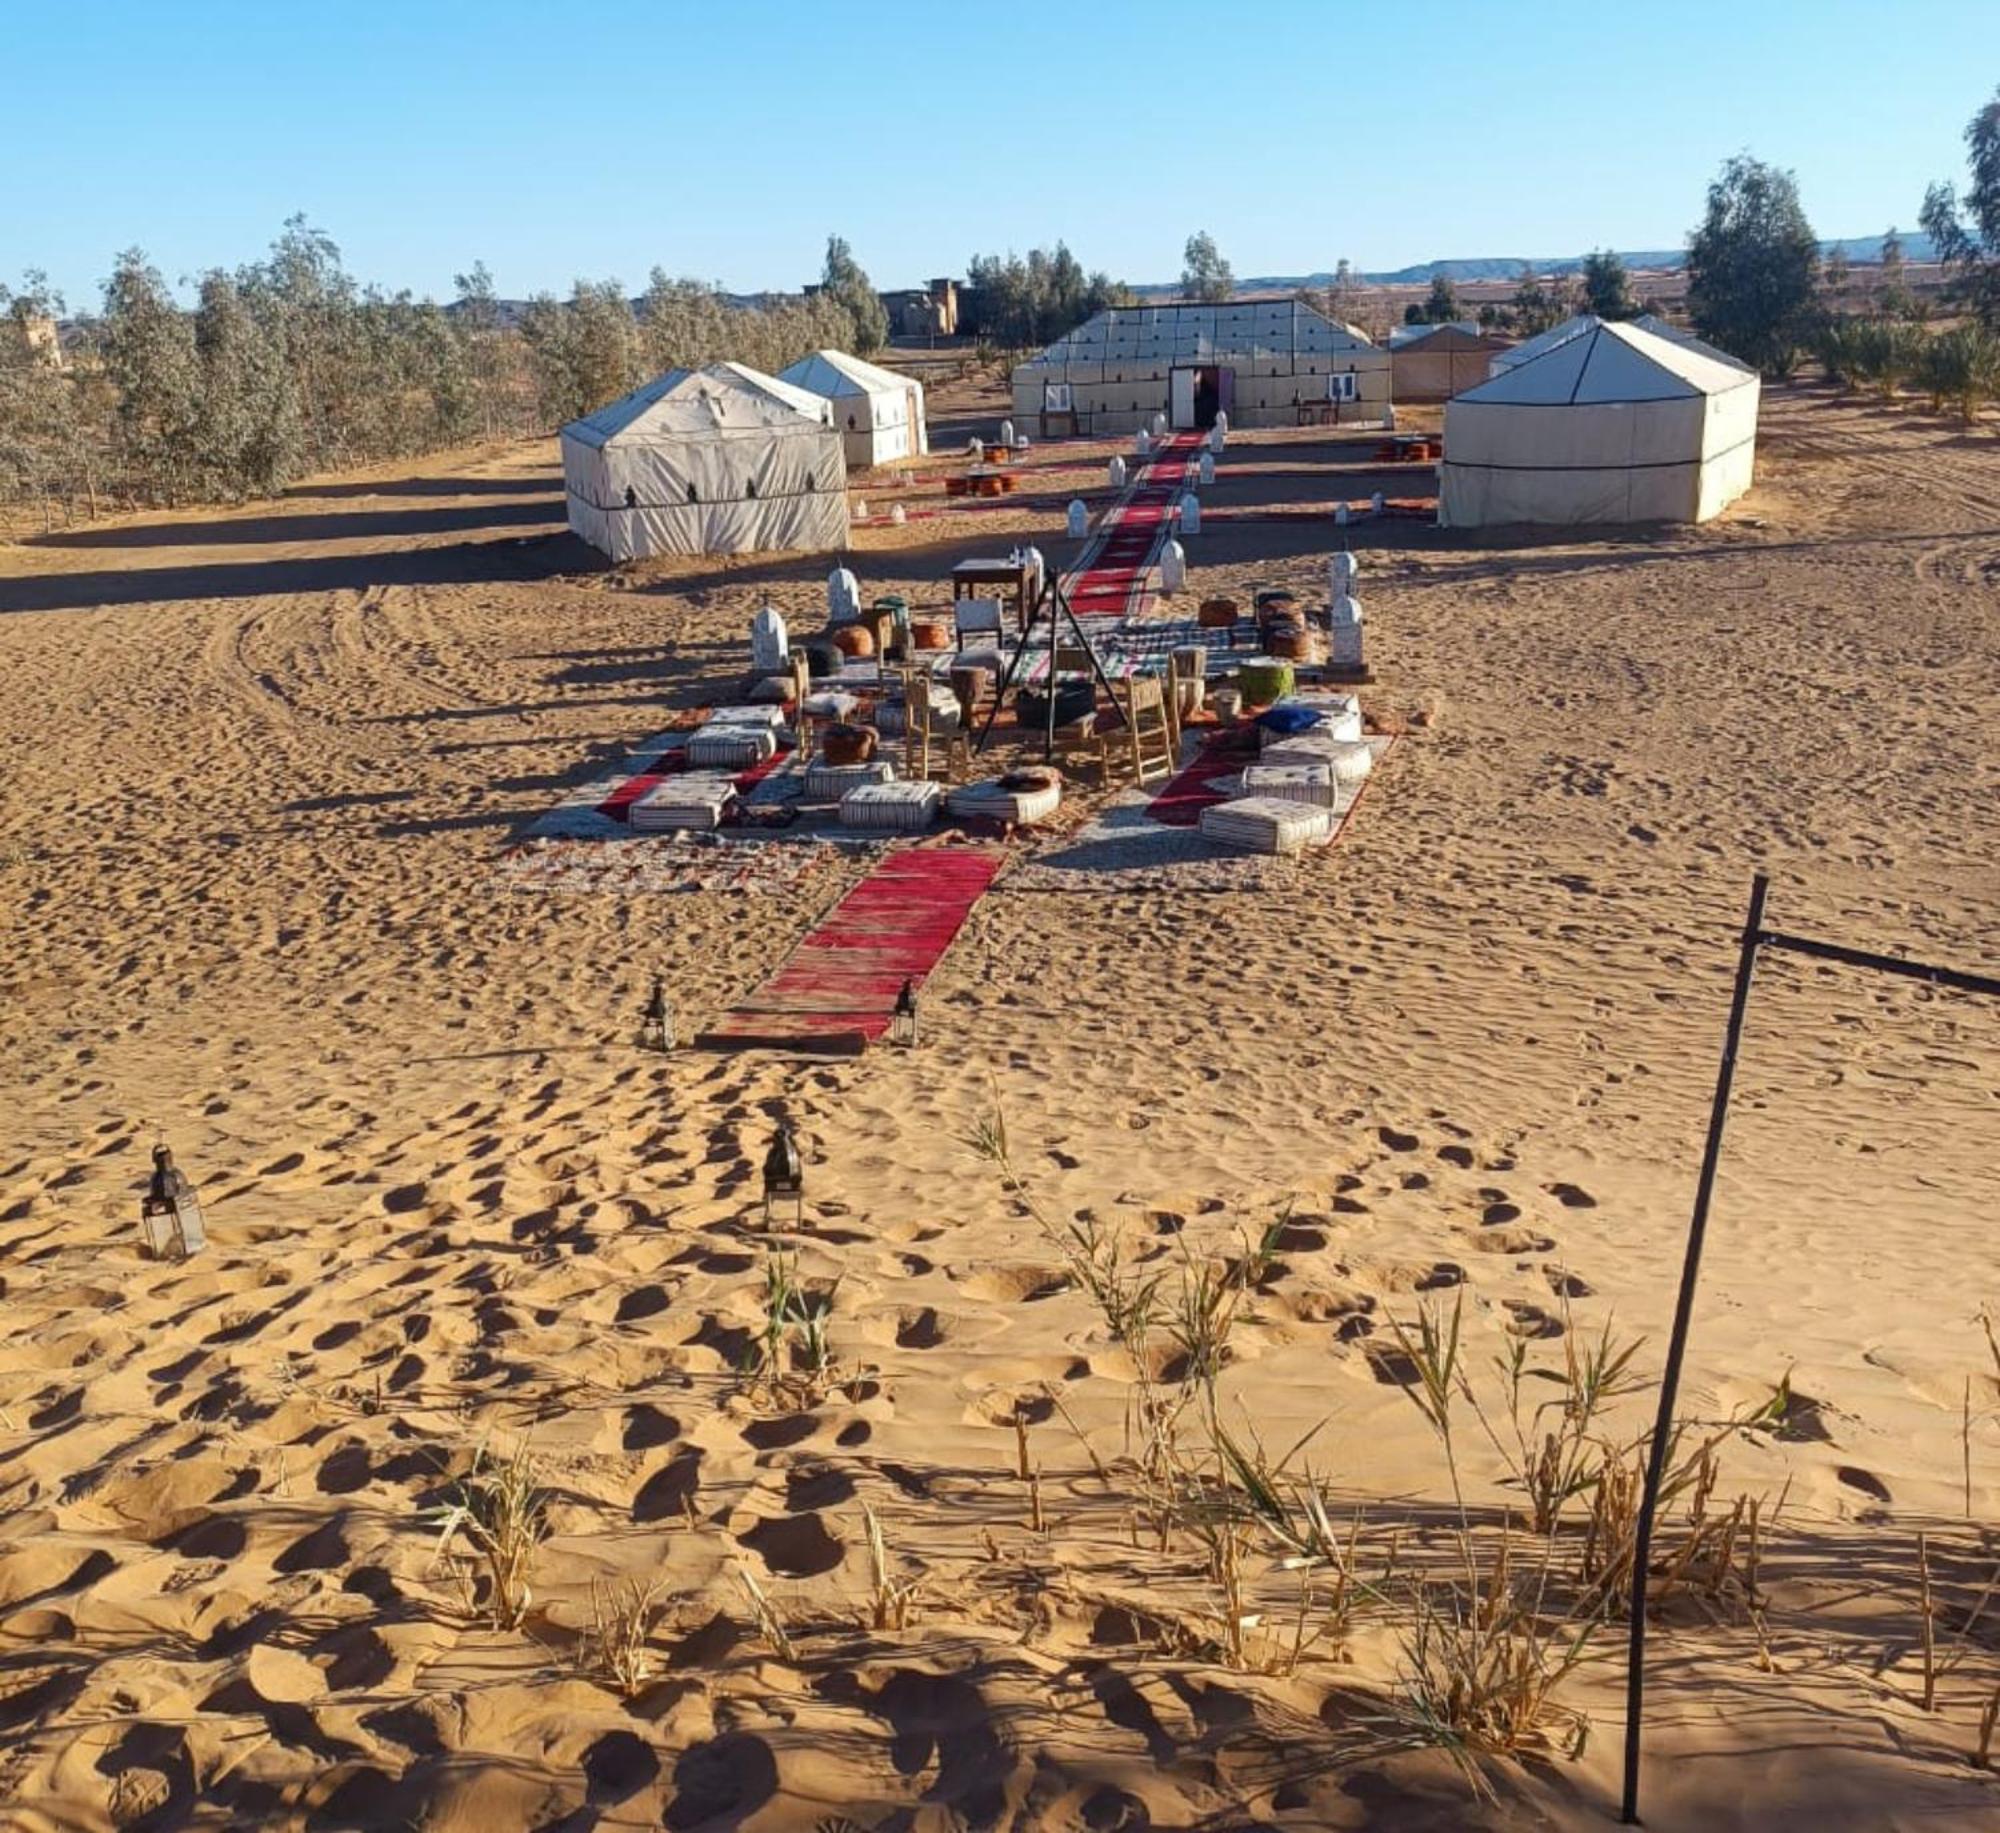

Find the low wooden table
[[950, 556, 1038, 633]]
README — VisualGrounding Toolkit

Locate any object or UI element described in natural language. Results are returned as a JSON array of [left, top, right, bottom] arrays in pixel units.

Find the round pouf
[[1237, 657, 1295, 707], [948, 663, 992, 724], [910, 617, 950, 653], [1255, 588, 1299, 614], [1198, 597, 1239, 632], [831, 623, 875, 660], [1016, 679, 1096, 731], [801, 640, 843, 680], [822, 722, 878, 767]]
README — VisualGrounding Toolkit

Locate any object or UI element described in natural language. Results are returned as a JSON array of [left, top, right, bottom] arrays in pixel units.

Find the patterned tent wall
[[1012, 301, 1392, 435]]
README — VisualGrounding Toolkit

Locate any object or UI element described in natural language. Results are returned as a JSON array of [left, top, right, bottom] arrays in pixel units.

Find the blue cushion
[[1257, 703, 1323, 736]]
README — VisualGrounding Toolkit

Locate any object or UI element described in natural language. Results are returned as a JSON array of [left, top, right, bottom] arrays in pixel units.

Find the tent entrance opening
[[1170, 366, 1228, 431]]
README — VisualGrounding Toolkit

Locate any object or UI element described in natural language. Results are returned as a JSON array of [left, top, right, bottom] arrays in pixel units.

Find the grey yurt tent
[[1012, 300, 1390, 437]]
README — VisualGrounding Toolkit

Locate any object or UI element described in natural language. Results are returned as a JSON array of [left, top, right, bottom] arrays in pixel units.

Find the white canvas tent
[[561, 364, 848, 561], [1011, 300, 1391, 437], [1439, 319, 1760, 528], [1490, 312, 1754, 379], [777, 348, 929, 468]]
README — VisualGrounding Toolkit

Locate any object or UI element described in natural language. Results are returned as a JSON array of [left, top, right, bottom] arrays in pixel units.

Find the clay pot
[[831, 623, 875, 659], [822, 722, 877, 767]]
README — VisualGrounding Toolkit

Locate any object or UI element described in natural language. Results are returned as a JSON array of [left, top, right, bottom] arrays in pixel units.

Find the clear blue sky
[[7, 0, 1996, 310]]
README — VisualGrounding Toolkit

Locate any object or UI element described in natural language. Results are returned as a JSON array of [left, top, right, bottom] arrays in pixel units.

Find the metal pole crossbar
[[1620, 873, 2000, 1824]]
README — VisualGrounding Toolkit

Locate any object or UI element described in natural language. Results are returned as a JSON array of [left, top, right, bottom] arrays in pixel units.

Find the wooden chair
[[1121, 672, 1177, 786], [900, 665, 969, 783], [1046, 646, 1109, 780]]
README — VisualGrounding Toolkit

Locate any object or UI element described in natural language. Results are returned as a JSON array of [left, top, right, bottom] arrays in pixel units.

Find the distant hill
[[1199, 233, 1938, 295], [1216, 234, 1936, 296]]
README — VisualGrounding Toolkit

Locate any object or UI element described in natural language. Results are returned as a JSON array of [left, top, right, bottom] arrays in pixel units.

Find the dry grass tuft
[[426, 1439, 547, 1629], [584, 1576, 667, 1696]]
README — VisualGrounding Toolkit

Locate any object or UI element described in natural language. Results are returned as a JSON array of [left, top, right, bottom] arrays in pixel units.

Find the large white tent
[[1439, 318, 1760, 528], [561, 364, 848, 561], [1490, 312, 1754, 379], [777, 348, 928, 468], [1011, 300, 1391, 437]]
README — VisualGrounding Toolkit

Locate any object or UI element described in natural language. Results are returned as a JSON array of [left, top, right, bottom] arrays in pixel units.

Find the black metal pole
[[1620, 870, 1769, 1825]]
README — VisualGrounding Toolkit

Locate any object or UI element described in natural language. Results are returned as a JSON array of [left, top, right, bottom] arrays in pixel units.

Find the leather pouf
[[801, 640, 843, 680], [1198, 597, 1240, 630], [910, 618, 950, 652], [822, 722, 878, 766], [948, 664, 992, 723], [832, 623, 875, 659]]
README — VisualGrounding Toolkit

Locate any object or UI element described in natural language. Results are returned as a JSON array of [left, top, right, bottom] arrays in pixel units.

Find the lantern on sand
[[639, 976, 675, 1052], [891, 978, 920, 1049], [140, 1142, 206, 1260], [763, 1125, 805, 1227]]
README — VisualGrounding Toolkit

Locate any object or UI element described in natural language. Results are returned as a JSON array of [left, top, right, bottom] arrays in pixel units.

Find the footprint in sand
[[737, 1510, 844, 1577], [1377, 1126, 1421, 1153], [1836, 1465, 1891, 1504]]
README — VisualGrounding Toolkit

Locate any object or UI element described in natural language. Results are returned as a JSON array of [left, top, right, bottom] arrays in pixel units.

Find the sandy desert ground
[[0, 369, 1996, 1831]]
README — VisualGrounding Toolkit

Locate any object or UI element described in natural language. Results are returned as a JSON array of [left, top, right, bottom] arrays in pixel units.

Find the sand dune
[[0, 379, 1995, 1829]]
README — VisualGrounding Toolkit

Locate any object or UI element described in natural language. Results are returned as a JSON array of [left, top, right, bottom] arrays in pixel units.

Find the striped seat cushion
[[1239, 762, 1338, 807], [803, 756, 897, 802], [1260, 693, 1362, 746], [1260, 733, 1374, 782], [686, 725, 778, 769], [946, 776, 1062, 825], [1199, 795, 1334, 856], [838, 780, 941, 831], [707, 704, 789, 731], [629, 775, 737, 833]]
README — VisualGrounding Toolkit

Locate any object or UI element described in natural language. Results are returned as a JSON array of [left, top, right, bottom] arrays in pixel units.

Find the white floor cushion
[[1260, 692, 1363, 747], [839, 780, 941, 831], [946, 776, 1063, 824], [1239, 762, 1338, 807], [629, 775, 737, 833], [803, 756, 896, 802], [707, 704, 789, 731], [1259, 733, 1374, 782], [686, 724, 778, 769], [1199, 795, 1334, 856]]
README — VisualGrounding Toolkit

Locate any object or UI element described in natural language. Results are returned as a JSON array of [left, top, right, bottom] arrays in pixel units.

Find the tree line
[[0, 223, 894, 526]]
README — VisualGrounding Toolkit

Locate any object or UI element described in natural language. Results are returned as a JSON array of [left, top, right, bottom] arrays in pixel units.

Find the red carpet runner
[[697, 845, 1004, 1054], [696, 437, 1202, 1053], [1068, 432, 1204, 619]]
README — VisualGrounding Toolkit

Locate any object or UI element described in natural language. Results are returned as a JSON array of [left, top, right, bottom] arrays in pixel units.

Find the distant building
[[878, 277, 959, 339], [1391, 323, 1514, 401], [17, 314, 63, 369]]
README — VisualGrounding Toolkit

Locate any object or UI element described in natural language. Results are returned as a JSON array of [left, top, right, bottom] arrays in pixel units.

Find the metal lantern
[[139, 1143, 206, 1260], [639, 976, 675, 1053], [762, 1124, 804, 1227], [891, 977, 919, 1049]]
